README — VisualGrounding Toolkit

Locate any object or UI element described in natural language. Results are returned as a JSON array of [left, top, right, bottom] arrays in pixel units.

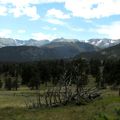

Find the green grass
[[0, 97, 120, 120], [0, 88, 120, 120]]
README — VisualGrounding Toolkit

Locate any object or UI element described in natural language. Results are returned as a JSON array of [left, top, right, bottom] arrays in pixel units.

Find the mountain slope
[[52, 38, 79, 43], [16, 39, 50, 46], [1, 37, 120, 49], [0, 38, 17, 48], [0, 41, 98, 62], [76, 43, 120, 59], [101, 43, 120, 58], [0, 38, 50, 48], [87, 39, 120, 48]]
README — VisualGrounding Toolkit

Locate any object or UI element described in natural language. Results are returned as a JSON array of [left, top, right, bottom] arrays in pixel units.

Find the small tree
[[12, 78, 19, 91], [0, 79, 2, 89], [4, 77, 12, 90], [28, 73, 40, 90]]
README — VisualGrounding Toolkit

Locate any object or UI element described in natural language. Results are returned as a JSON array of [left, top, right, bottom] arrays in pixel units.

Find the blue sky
[[0, 0, 120, 41]]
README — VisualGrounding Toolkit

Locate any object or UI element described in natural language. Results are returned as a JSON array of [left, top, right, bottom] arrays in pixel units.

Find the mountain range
[[0, 38, 50, 48], [0, 38, 98, 62], [0, 37, 120, 48], [87, 38, 120, 48], [76, 43, 120, 60], [0, 37, 120, 62]]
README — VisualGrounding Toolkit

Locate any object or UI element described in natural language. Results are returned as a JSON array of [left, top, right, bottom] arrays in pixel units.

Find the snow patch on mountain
[[87, 39, 120, 48], [52, 38, 79, 43]]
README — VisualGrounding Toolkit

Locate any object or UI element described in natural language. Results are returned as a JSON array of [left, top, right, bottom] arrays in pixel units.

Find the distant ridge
[[0, 39, 98, 62], [0, 37, 120, 49], [0, 37, 50, 48], [76, 43, 120, 59], [87, 38, 120, 48]]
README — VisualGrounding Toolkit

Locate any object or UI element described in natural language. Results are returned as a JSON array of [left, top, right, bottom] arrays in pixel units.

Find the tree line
[[0, 58, 119, 90]]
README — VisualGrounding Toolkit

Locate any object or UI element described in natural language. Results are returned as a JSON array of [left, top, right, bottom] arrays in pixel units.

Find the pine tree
[[4, 77, 12, 90], [0, 79, 2, 89]]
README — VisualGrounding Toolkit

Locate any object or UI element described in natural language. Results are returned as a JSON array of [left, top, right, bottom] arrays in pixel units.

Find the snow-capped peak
[[52, 38, 79, 43], [87, 38, 120, 48]]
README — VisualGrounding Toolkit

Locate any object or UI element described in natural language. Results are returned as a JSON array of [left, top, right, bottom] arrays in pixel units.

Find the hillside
[[0, 41, 98, 62], [87, 38, 120, 48], [76, 43, 120, 59], [0, 38, 50, 48]]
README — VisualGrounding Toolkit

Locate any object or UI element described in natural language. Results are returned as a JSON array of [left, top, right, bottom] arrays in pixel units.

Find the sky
[[0, 0, 120, 41]]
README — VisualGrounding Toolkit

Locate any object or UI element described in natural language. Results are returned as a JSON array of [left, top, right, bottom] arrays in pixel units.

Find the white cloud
[[95, 21, 120, 39], [9, 7, 22, 17], [63, 24, 85, 32], [0, 0, 30, 6], [46, 18, 64, 25], [47, 8, 70, 19], [23, 6, 40, 20], [0, 0, 40, 20], [0, 29, 12, 38], [53, 27, 57, 30], [64, 0, 120, 19], [38, 0, 65, 4], [0, 29, 28, 39], [1, 0, 120, 20], [0, 6, 7, 16], [85, 20, 93, 23], [9, 6, 40, 20], [32, 32, 56, 40], [0, 0, 65, 19], [0, 0, 65, 6], [17, 29, 26, 34]]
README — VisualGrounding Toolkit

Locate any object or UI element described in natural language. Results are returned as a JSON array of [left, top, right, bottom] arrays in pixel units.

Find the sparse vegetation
[[0, 58, 119, 120], [0, 88, 119, 120]]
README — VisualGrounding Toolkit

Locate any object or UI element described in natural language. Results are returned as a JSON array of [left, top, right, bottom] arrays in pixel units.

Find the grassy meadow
[[0, 87, 120, 120]]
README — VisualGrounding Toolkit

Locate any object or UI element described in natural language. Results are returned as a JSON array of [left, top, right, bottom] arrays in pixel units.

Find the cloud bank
[[1, 0, 120, 20]]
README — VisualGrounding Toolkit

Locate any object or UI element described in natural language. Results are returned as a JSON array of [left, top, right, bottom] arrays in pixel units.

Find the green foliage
[[114, 108, 120, 117], [0, 79, 2, 88], [4, 77, 12, 90], [93, 113, 110, 120], [0, 58, 120, 90], [103, 59, 120, 86], [90, 59, 101, 77]]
